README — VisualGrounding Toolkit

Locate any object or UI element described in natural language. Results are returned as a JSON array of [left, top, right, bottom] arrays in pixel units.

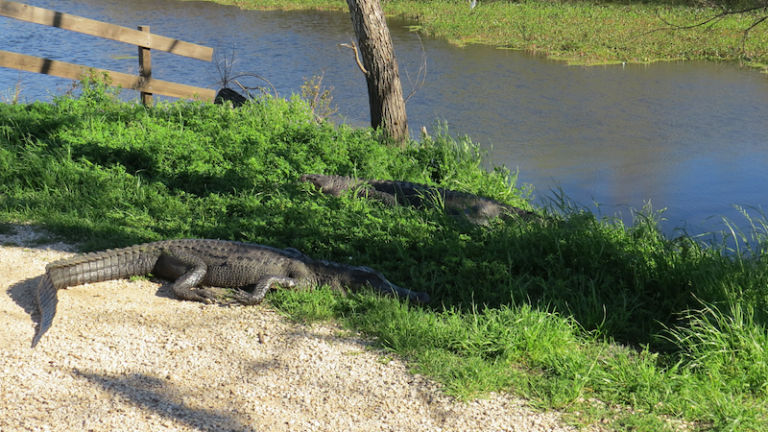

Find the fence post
[[137, 25, 152, 106]]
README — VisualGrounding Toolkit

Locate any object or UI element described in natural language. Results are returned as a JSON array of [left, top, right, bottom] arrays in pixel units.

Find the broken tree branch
[[339, 41, 369, 76]]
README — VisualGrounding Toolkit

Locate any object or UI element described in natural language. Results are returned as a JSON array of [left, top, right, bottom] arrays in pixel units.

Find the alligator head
[[309, 259, 430, 304], [300, 174, 361, 197]]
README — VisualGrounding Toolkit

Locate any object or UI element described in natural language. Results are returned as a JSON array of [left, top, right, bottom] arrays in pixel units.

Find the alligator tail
[[31, 273, 58, 348], [31, 244, 162, 347]]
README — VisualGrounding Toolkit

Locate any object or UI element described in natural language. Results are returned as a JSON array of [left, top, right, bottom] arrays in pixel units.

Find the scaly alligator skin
[[33, 239, 429, 347], [300, 173, 536, 225]]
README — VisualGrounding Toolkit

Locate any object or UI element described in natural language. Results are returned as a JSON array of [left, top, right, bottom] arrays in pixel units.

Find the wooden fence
[[0, 0, 215, 105]]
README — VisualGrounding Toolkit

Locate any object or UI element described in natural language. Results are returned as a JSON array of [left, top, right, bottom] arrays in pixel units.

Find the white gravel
[[0, 227, 582, 431]]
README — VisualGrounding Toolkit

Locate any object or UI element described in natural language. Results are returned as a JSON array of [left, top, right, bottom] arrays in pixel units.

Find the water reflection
[[1, 0, 767, 235]]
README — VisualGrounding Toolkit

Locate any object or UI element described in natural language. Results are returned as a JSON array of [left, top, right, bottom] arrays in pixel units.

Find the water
[[2, 0, 767, 236]]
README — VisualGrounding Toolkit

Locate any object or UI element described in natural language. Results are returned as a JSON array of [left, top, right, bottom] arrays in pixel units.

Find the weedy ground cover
[[1, 85, 767, 430]]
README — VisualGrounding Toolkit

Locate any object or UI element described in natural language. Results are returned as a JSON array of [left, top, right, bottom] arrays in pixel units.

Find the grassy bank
[[2, 85, 768, 430], [200, 0, 768, 69]]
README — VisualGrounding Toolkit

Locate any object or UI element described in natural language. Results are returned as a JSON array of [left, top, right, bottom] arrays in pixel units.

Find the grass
[[2, 83, 768, 430], [198, 0, 768, 69]]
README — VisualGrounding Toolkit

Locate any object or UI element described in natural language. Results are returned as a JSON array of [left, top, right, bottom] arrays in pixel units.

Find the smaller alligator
[[32, 239, 429, 347], [300, 174, 536, 225]]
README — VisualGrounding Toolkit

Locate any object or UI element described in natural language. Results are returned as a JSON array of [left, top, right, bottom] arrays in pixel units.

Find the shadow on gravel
[[6, 275, 46, 346], [73, 370, 258, 432], [2, 222, 76, 336]]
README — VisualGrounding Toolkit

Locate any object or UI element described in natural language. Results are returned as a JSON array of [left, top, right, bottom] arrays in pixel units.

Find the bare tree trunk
[[345, 0, 409, 144]]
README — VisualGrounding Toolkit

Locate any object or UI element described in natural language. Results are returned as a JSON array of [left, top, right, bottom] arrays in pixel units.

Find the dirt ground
[[0, 226, 580, 432]]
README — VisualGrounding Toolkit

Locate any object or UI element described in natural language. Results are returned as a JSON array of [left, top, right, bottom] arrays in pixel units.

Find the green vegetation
[[2, 83, 768, 431], [201, 0, 768, 69]]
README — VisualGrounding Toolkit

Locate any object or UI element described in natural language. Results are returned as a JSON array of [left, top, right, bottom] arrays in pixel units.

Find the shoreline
[[186, 0, 768, 71]]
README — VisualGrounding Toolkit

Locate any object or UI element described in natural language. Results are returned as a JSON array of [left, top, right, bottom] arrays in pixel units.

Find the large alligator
[[32, 239, 429, 347], [300, 173, 536, 225]]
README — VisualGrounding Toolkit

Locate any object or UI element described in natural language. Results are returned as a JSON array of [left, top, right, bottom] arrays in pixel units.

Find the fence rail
[[0, 0, 215, 104]]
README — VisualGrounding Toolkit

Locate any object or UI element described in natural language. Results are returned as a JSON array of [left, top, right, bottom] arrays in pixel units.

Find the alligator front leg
[[227, 276, 298, 305], [355, 188, 398, 206]]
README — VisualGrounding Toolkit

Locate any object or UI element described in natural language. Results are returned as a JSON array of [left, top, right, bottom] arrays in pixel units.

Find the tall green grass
[[2, 85, 767, 430]]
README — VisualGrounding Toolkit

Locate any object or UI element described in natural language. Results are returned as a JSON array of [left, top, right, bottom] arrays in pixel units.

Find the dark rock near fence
[[214, 87, 248, 108]]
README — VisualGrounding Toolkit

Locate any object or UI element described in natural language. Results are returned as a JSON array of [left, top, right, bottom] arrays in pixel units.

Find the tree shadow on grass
[[0, 103, 82, 147], [417, 209, 768, 350]]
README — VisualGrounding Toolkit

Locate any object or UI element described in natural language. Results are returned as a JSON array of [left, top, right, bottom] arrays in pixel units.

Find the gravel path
[[0, 227, 580, 432]]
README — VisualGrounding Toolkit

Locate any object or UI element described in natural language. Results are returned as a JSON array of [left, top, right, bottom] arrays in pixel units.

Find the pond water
[[2, 0, 767, 236]]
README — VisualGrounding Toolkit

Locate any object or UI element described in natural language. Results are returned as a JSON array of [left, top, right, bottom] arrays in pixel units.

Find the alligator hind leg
[[154, 250, 213, 303]]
